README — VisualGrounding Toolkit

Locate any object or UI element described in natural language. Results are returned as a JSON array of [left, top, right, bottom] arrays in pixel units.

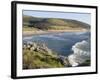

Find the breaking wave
[[68, 40, 90, 67]]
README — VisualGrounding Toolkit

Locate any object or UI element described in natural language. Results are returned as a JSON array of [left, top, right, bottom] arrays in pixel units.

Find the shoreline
[[23, 29, 89, 36]]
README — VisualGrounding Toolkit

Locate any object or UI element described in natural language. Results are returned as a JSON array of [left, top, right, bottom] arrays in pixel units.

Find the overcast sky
[[23, 10, 91, 25]]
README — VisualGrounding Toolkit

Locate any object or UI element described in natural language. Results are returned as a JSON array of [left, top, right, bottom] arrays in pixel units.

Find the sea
[[23, 32, 90, 56]]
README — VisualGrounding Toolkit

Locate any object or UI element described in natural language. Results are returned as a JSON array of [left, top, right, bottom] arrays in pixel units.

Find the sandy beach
[[23, 29, 88, 36]]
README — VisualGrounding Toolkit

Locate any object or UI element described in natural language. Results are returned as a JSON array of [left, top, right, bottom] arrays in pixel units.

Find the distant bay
[[23, 32, 90, 56]]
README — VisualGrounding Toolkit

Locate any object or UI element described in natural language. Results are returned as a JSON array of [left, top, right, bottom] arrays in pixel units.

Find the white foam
[[68, 40, 90, 66]]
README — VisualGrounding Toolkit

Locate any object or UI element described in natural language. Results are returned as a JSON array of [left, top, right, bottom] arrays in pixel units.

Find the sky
[[23, 10, 91, 25]]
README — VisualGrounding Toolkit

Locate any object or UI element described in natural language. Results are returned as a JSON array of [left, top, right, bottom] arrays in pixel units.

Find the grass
[[23, 49, 64, 69], [48, 26, 83, 30], [23, 26, 83, 32], [23, 26, 39, 31]]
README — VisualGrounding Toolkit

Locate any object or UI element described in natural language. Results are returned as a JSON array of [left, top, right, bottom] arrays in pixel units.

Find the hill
[[23, 15, 90, 31], [23, 42, 70, 69]]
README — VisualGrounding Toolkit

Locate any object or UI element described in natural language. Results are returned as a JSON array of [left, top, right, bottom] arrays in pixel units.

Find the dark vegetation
[[79, 59, 91, 66]]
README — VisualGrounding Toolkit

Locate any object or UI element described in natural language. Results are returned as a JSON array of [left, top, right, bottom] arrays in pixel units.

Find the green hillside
[[23, 15, 90, 30], [23, 42, 69, 69]]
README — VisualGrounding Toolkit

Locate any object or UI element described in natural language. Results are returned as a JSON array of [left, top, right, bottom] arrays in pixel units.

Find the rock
[[23, 44, 27, 49], [58, 55, 70, 67], [30, 46, 35, 51]]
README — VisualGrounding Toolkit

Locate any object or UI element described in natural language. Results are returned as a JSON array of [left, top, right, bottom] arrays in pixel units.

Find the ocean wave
[[68, 40, 90, 67]]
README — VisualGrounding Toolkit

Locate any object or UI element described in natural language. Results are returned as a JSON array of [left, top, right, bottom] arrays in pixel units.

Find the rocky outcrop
[[23, 42, 53, 55], [58, 55, 70, 67]]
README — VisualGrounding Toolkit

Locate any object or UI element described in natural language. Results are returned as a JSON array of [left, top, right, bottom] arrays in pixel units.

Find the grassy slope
[[23, 49, 90, 69], [23, 49, 64, 69], [23, 15, 90, 31]]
